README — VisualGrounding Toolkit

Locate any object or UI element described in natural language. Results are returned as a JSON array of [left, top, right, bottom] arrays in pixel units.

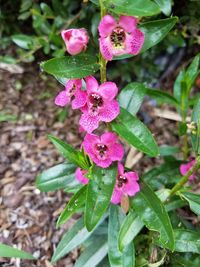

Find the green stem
[[169, 156, 200, 198], [99, 0, 107, 83]]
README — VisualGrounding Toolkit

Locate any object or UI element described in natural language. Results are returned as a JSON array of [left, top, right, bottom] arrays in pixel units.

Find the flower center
[[95, 143, 108, 160], [67, 84, 76, 97], [117, 175, 128, 188], [88, 93, 104, 115], [110, 27, 126, 48]]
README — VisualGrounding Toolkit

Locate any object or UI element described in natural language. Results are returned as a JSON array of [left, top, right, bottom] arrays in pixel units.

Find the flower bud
[[61, 28, 89, 55]]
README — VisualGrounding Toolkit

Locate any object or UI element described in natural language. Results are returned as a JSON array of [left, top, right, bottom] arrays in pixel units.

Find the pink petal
[[109, 143, 124, 161], [119, 15, 137, 33], [54, 90, 70, 107], [98, 15, 116, 38], [123, 175, 140, 196], [117, 162, 124, 176], [126, 28, 145, 55], [98, 100, 120, 122], [180, 164, 189, 176], [100, 132, 118, 145], [82, 133, 99, 156], [85, 76, 99, 93], [75, 168, 89, 184], [111, 188, 123, 204], [94, 158, 113, 168], [67, 41, 84, 55], [65, 79, 82, 91], [79, 113, 100, 133], [99, 82, 118, 100], [99, 37, 113, 61], [61, 29, 72, 41], [72, 89, 87, 109]]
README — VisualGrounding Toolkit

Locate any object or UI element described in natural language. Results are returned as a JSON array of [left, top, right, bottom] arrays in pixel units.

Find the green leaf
[[105, 0, 160, 17], [57, 185, 87, 227], [171, 253, 200, 267], [36, 163, 78, 192], [41, 54, 100, 79], [74, 237, 108, 267], [145, 88, 179, 106], [185, 54, 200, 91], [108, 205, 135, 267], [48, 135, 90, 169], [111, 108, 159, 157], [153, 0, 172, 15], [181, 192, 200, 216], [131, 181, 175, 250], [12, 34, 35, 49], [191, 96, 200, 154], [0, 243, 35, 259], [52, 216, 106, 263], [85, 164, 117, 231], [159, 145, 180, 156], [118, 211, 144, 252], [173, 229, 200, 254], [173, 69, 186, 102], [140, 17, 178, 53], [118, 82, 146, 115]]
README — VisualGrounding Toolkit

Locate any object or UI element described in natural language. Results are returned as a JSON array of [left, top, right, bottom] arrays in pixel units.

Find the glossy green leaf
[[118, 82, 146, 115], [185, 54, 200, 91], [191, 96, 200, 154], [131, 182, 175, 250], [111, 108, 159, 157], [57, 185, 87, 227], [48, 135, 90, 169], [118, 212, 144, 252], [36, 163, 78, 192], [146, 88, 179, 106], [41, 54, 100, 78], [105, 0, 160, 17], [51, 216, 106, 263], [0, 243, 35, 259], [173, 229, 200, 254], [108, 205, 135, 267], [181, 192, 200, 216], [85, 164, 117, 231], [153, 0, 172, 15], [74, 237, 108, 267], [115, 17, 177, 60], [140, 17, 178, 53], [12, 34, 35, 49]]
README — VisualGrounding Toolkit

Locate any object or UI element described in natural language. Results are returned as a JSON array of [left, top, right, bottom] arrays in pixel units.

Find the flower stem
[[99, 0, 107, 83], [169, 156, 200, 198]]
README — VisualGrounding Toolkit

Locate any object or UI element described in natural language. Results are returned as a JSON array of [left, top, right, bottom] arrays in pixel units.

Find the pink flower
[[98, 15, 144, 61], [79, 76, 120, 133], [180, 159, 196, 180], [55, 79, 87, 109], [61, 28, 89, 55], [82, 132, 124, 168], [111, 163, 140, 204], [75, 168, 89, 184]]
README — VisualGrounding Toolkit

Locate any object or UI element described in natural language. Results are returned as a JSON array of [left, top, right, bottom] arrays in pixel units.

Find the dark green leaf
[[85, 164, 117, 231], [57, 185, 87, 227], [48, 135, 90, 169], [108, 205, 135, 267], [111, 108, 159, 157], [74, 237, 108, 267], [0, 243, 35, 259], [131, 182, 174, 250], [36, 163, 78, 192], [52, 216, 106, 263], [173, 229, 200, 254], [159, 145, 180, 156], [153, 0, 172, 15], [186, 54, 200, 91], [173, 69, 186, 102], [118, 211, 144, 252], [105, 0, 160, 17], [191, 96, 200, 154], [171, 253, 200, 267], [181, 192, 200, 216], [146, 88, 179, 106], [41, 54, 100, 78], [118, 82, 146, 115], [12, 34, 35, 49]]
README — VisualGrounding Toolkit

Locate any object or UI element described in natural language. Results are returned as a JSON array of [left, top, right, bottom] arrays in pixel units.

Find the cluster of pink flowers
[[55, 14, 144, 204]]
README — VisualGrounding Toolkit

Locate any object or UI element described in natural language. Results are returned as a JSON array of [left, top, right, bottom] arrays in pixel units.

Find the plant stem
[[169, 156, 200, 198], [99, 0, 107, 83]]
